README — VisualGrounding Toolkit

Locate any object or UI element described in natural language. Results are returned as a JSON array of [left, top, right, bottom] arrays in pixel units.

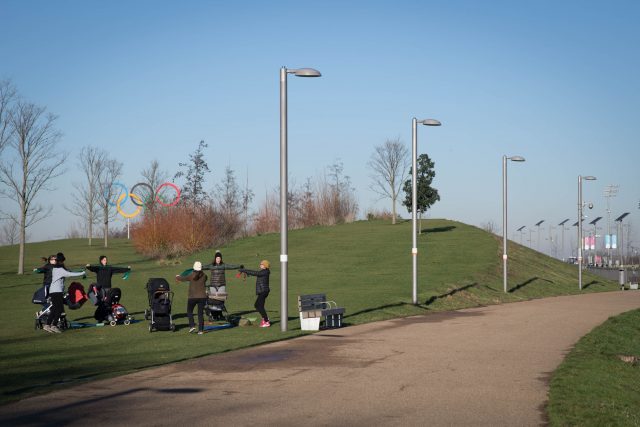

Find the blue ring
[[104, 182, 128, 207]]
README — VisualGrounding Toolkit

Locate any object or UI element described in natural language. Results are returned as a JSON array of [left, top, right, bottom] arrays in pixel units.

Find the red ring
[[155, 182, 181, 207]]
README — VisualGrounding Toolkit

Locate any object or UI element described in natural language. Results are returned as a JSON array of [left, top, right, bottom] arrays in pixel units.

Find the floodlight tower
[[603, 185, 619, 266]]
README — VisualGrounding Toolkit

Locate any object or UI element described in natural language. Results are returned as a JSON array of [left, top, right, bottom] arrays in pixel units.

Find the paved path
[[2, 291, 639, 426]]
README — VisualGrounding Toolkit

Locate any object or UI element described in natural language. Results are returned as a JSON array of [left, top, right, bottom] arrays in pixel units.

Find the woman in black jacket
[[239, 260, 271, 328], [86, 256, 130, 290]]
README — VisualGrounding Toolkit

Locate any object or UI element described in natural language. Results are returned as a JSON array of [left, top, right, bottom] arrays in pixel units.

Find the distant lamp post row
[[280, 66, 321, 332], [502, 155, 525, 293], [411, 118, 441, 304], [578, 175, 597, 290]]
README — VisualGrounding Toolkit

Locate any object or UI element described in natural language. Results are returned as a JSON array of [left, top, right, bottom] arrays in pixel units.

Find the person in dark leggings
[[45, 253, 85, 333], [33, 254, 57, 314], [239, 260, 271, 328], [175, 261, 208, 334]]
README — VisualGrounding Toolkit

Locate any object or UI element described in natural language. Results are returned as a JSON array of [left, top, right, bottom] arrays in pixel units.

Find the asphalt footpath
[[2, 291, 639, 426]]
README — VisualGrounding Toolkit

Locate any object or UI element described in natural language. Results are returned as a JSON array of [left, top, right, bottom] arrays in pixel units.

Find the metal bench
[[298, 293, 345, 330]]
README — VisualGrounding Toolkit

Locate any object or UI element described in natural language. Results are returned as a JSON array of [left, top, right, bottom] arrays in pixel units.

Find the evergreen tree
[[402, 154, 440, 231]]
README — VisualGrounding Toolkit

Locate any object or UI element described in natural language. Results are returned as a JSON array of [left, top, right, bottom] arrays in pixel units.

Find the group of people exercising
[[35, 250, 270, 334]]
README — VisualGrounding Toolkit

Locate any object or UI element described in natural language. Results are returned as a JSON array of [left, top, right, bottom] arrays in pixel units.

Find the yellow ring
[[116, 193, 142, 219]]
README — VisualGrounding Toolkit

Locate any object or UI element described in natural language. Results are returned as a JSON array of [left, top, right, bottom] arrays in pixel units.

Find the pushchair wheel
[[109, 320, 117, 326], [148, 324, 154, 333], [124, 319, 131, 325], [144, 309, 149, 320], [170, 323, 175, 332]]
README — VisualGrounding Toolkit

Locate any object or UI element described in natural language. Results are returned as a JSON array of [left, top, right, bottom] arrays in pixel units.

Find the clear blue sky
[[1, 0, 639, 260]]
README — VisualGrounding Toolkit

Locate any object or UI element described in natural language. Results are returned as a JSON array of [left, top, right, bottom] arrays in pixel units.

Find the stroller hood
[[146, 278, 171, 295]]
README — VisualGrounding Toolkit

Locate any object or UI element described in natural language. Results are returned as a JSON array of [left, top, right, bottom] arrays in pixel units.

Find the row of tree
[[0, 78, 440, 272]]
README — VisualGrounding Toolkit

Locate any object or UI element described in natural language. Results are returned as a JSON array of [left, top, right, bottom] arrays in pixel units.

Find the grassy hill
[[0, 218, 616, 404]]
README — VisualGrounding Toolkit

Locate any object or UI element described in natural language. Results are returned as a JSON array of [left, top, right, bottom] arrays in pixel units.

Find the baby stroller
[[205, 284, 230, 322], [145, 278, 175, 332], [33, 282, 88, 331], [88, 284, 133, 326]]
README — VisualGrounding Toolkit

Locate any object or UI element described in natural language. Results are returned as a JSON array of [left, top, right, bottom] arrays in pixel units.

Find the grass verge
[[548, 308, 640, 426]]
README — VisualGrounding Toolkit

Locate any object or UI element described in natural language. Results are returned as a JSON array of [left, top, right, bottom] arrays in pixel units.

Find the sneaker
[[188, 327, 197, 333], [43, 324, 53, 333], [197, 331, 204, 335], [260, 320, 271, 328], [49, 325, 62, 333]]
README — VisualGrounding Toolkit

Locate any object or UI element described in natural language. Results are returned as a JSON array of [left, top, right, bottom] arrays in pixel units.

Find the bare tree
[[97, 157, 123, 248], [241, 168, 254, 237], [65, 146, 107, 245], [173, 140, 210, 208], [0, 220, 19, 245], [0, 79, 17, 153], [140, 159, 169, 215], [0, 101, 65, 273], [368, 138, 409, 224]]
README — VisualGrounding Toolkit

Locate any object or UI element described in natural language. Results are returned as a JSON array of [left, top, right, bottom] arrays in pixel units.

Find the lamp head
[[419, 119, 441, 126], [509, 156, 525, 162], [291, 68, 322, 77], [583, 175, 597, 181]]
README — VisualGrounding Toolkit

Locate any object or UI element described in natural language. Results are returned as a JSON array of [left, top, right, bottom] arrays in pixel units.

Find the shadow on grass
[[424, 283, 477, 306], [582, 280, 601, 290], [0, 386, 205, 426], [508, 277, 554, 293], [422, 225, 456, 234]]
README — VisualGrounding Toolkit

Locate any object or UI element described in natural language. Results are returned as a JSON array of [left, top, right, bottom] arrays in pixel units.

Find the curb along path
[[2, 291, 639, 426]]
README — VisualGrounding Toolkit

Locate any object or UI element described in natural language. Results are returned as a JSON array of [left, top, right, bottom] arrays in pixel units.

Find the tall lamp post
[[615, 212, 630, 266], [280, 66, 321, 331], [558, 219, 570, 260], [502, 155, 525, 293], [411, 117, 441, 305], [517, 225, 526, 245], [535, 220, 545, 252], [578, 175, 597, 290]]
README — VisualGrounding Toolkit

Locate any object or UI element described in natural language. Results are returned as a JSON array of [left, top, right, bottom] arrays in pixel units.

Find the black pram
[[33, 282, 88, 330], [145, 278, 175, 332]]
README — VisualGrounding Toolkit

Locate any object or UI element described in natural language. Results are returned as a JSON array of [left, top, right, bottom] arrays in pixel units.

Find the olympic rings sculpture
[[104, 181, 181, 219]]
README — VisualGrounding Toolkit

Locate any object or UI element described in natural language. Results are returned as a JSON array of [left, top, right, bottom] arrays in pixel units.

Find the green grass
[[548, 308, 640, 426], [0, 219, 616, 405]]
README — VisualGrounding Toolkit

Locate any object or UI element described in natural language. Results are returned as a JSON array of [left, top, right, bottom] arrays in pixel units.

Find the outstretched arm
[[109, 265, 131, 274]]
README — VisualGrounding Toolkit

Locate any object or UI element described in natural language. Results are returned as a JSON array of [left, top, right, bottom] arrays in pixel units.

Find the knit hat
[[56, 252, 66, 262], [193, 261, 202, 271], [260, 260, 270, 269]]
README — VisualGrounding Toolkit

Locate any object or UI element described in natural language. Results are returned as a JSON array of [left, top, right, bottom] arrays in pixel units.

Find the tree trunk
[[18, 213, 26, 274], [391, 194, 397, 225], [103, 211, 109, 248]]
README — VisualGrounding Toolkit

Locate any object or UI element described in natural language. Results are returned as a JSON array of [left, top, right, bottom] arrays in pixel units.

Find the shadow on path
[[0, 387, 206, 426]]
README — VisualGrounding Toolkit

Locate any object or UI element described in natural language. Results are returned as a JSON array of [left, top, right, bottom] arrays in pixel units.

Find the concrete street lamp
[[280, 66, 321, 331], [411, 118, 441, 305], [502, 155, 525, 293]]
